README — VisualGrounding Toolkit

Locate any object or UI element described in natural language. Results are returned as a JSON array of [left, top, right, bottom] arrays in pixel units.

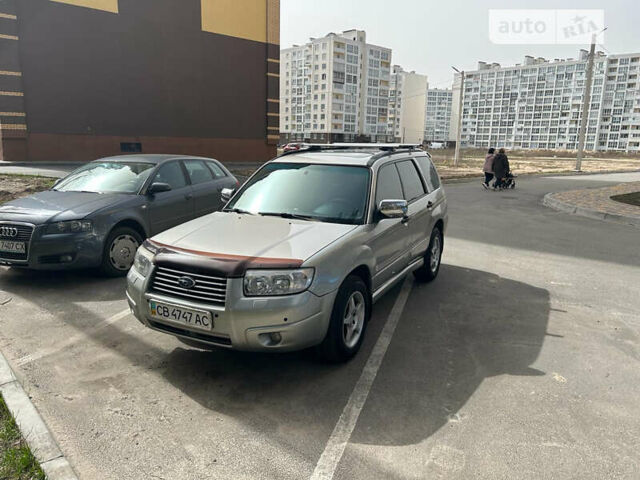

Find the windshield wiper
[[224, 207, 255, 215], [258, 212, 318, 221]]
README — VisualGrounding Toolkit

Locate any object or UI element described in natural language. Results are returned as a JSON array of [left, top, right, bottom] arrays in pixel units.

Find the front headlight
[[133, 245, 154, 277], [45, 220, 93, 235], [243, 268, 314, 296]]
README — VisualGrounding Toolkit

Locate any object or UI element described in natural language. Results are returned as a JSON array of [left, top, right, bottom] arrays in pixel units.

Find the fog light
[[60, 255, 73, 263], [269, 332, 282, 344]]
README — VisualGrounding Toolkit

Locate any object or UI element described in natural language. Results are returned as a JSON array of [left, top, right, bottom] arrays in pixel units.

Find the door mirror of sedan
[[220, 188, 235, 202], [147, 182, 172, 194], [378, 199, 408, 220]]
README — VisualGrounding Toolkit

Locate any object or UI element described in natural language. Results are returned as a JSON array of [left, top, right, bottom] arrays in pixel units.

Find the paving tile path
[[544, 181, 640, 227]]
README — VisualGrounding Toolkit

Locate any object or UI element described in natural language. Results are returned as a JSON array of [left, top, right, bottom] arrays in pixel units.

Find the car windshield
[[226, 162, 371, 224], [54, 162, 155, 194]]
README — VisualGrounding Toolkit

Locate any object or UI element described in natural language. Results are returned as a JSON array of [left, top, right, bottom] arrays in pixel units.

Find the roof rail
[[279, 143, 422, 157]]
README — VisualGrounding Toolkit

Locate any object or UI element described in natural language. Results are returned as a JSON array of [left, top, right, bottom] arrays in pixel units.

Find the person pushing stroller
[[482, 148, 495, 189], [491, 148, 510, 190]]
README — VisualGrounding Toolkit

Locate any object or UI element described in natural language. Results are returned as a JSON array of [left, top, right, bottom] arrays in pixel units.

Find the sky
[[281, 0, 639, 89]]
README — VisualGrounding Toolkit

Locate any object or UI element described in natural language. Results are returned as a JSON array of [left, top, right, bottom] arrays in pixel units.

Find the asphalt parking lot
[[1, 172, 639, 479]]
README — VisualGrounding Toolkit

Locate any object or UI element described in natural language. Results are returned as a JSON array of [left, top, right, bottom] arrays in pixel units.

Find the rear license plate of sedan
[[0, 241, 25, 254], [148, 301, 213, 331]]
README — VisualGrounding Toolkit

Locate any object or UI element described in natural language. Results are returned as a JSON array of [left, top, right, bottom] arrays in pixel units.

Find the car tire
[[317, 274, 371, 363], [413, 226, 443, 283], [100, 226, 143, 277]]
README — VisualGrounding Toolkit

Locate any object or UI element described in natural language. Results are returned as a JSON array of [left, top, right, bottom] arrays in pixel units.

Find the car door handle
[[427, 201, 434, 209], [185, 193, 193, 200]]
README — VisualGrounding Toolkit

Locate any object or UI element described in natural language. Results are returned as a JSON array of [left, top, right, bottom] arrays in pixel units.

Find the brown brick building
[[0, 0, 279, 162]]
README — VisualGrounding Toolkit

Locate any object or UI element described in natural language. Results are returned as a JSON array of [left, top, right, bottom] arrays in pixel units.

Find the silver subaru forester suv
[[126, 144, 448, 362]]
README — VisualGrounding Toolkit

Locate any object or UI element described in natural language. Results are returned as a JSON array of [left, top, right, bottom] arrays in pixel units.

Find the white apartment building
[[389, 65, 428, 143], [424, 88, 452, 143], [451, 50, 640, 152], [280, 30, 393, 143]]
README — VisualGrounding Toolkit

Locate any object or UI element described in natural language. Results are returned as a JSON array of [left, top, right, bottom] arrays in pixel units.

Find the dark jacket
[[492, 153, 509, 178]]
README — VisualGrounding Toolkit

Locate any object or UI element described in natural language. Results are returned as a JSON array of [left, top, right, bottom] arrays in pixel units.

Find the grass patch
[[0, 395, 45, 480], [611, 191, 640, 207]]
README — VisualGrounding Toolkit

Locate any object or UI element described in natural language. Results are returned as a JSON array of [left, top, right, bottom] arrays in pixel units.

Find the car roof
[[92, 154, 216, 165], [273, 148, 429, 167], [275, 151, 374, 166]]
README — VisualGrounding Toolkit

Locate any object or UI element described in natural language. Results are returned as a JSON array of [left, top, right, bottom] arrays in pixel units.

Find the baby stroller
[[498, 171, 516, 190]]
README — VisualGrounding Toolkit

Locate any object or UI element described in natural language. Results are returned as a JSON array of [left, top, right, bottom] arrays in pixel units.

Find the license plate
[[0, 241, 25, 254], [148, 301, 213, 331]]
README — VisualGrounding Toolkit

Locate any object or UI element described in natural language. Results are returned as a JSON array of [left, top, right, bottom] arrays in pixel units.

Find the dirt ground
[[0, 175, 56, 203], [427, 150, 640, 180]]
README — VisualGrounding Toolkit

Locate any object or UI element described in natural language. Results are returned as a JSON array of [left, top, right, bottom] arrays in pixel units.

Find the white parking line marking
[[310, 276, 414, 480], [16, 308, 131, 367]]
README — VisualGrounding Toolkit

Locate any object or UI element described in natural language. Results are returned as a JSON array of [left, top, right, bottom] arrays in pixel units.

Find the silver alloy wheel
[[109, 234, 139, 271], [343, 290, 366, 348], [430, 235, 441, 274]]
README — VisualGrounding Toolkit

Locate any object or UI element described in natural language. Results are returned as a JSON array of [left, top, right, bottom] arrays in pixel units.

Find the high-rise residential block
[[451, 51, 640, 152], [280, 30, 393, 143], [424, 88, 452, 143], [389, 65, 428, 143]]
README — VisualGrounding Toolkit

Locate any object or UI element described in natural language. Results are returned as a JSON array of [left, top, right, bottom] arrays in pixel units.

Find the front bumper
[[0, 228, 103, 270], [126, 266, 337, 352]]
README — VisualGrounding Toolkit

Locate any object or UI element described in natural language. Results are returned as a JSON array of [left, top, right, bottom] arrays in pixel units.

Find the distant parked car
[[282, 143, 305, 153], [0, 155, 237, 276]]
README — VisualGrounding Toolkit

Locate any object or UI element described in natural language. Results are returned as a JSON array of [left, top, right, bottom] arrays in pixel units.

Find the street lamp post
[[452, 66, 465, 167], [576, 27, 607, 171]]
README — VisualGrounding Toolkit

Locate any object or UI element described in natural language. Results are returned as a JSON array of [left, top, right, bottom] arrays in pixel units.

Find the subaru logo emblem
[[0, 226, 18, 238], [177, 276, 196, 289]]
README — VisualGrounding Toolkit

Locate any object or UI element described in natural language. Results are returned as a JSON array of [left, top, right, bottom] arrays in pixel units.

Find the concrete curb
[[0, 351, 79, 480], [543, 192, 640, 228]]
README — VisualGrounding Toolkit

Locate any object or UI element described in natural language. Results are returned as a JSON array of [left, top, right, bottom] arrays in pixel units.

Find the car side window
[[184, 160, 214, 185], [415, 156, 441, 192], [428, 162, 441, 191], [153, 162, 188, 190], [375, 163, 404, 206], [396, 160, 426, 202], [206, 161, 226, 178]]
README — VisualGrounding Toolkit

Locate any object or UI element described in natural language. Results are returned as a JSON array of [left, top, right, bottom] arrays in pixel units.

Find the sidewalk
[[544, 181, 640, 228]]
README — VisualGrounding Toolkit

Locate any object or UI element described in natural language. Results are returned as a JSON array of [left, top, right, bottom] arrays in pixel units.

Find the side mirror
[[220, 188, 235, 202], [378, 199, 408, 220], [147, 182, 172, 194]]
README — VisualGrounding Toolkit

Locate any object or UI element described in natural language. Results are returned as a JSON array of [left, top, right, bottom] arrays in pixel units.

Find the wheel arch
[[434, 219, 444, 242], [346, 264, 373, 298], [110, 219, 147, 241]]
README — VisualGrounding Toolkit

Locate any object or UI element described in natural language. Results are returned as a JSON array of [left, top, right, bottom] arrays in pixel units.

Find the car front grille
[[149, 265, 227, 306], [0, 223, 34, 262]]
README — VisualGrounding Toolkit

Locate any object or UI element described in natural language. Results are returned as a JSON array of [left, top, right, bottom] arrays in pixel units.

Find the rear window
[[184, 160, 214, 185], [396, 160, 426, 202], [415, 156, 441, 192], [206, 161, 226, 178]]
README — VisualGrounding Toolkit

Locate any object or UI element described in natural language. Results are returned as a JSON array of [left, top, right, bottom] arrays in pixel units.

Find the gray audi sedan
[[0, 155, 237, 276]]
